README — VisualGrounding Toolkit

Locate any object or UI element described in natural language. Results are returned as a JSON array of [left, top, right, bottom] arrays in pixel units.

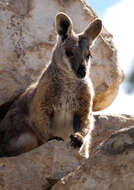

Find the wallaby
[[0, 13, 102, 157]]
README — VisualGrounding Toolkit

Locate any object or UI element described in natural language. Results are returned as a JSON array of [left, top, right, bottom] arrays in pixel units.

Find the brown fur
[[0, 13, 102, 157]]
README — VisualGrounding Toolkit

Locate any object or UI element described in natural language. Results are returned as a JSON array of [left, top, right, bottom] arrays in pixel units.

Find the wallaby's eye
[[86, 51, 91, 60], [65, 49, 73, 57]]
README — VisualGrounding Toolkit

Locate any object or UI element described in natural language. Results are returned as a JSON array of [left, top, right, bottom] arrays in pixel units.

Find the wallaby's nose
[[77, 64, 86, 78]]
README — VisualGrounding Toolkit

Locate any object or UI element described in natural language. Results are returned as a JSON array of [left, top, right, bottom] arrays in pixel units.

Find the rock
[[100, 126, 134, 155], [0, 0, 123, 112], [90, 114, 134, 154], [52, 126, 134, 190], [0, 140, 82, 190], [0, 114, 133, 190]]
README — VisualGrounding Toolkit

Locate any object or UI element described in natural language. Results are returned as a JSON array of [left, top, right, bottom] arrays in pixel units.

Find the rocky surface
[[0, 114, 133, 190], [91, 114, 134, 154], [0, 0, 124, 112], [52, 126, 134, 190], [0, 1, 128, 189], [0, 140, 82, 190]]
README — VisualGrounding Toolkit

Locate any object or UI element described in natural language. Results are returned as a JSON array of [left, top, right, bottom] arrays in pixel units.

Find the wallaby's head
[[53, 12, 102, 79]]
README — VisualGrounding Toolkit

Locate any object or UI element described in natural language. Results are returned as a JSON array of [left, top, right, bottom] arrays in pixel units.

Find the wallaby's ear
[[83, 19, 102, 42], [56, 12, 73, 41]]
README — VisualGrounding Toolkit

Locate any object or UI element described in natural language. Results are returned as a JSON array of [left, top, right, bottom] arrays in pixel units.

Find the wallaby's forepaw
[[70, 133, 84, 148]]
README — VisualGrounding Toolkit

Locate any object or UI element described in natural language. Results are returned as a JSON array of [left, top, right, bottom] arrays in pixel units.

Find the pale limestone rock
[[0, 115, 134, 190], [0, 140, 82, 190], [0, 0, 124, 111], [90, 114, 134, 154], [52, 126, 134, 190]]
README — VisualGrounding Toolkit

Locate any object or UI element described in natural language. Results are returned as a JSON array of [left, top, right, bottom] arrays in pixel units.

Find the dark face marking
[[64, 37, 91, 79], [65, 49, 74, 57]]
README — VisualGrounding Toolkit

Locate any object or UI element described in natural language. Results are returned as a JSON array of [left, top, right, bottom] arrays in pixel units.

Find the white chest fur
[[52, 80, 78, 141], [53, 106, 74, 142], [51, 77, 86, 142]]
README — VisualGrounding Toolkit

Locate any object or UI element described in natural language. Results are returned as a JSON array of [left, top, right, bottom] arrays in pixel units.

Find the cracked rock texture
[[0, 0, 124, 111], [0, 140, 82, 190], [0, 115, 134, 190], [91, 114, 134, 154], [52, 126, 134, 190]]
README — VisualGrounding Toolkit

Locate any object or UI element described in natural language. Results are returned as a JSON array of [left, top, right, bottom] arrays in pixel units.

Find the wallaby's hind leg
[[0, 107, 42, 157], [0, 132, 39, 157]]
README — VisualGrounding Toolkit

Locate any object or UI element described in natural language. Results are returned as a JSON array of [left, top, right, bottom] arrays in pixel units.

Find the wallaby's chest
[[52, 82, 79, 141], [53, 109, 73, 141]]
